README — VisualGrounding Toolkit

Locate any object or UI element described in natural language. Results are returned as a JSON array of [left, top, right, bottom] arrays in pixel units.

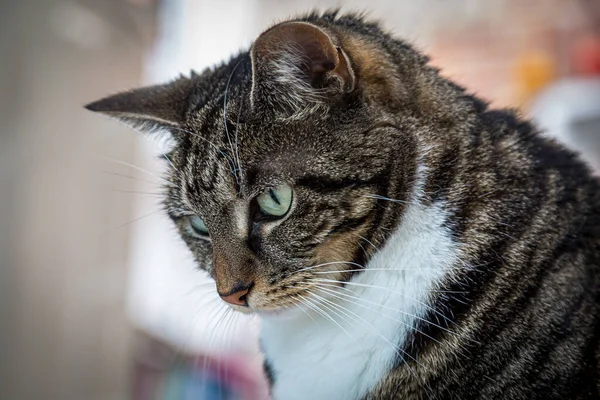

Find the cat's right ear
[[84, 76, 195, 135]]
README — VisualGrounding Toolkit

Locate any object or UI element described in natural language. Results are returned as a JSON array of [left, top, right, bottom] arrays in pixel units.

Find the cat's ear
[[250, 21, 355, 115], [84, 76, 194, 134]]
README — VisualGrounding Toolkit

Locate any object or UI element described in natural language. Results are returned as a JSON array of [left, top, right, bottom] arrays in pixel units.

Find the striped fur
[[86, 10, 600, 399]]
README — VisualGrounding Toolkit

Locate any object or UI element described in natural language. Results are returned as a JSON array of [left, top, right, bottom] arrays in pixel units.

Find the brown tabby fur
[[86, 10, 600, 399]]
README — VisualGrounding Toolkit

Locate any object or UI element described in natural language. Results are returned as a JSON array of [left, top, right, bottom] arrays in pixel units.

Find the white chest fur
[[259, 200, 459, 400]]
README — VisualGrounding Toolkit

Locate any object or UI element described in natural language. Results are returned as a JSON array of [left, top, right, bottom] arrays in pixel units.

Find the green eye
[[256, 184, 293, 217], [187, 215, 208, 236]]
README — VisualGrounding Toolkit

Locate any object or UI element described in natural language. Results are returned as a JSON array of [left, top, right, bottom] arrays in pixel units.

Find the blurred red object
[[573, 35, 600, 76]]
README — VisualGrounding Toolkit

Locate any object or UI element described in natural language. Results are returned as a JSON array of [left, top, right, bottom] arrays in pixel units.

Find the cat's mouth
[[226, 304, 255, 315], [253, 304, 310, 321], [220, 282, 346, 320], [222, 302, 303, 320], [216, 268, 353, 319], [255, 307, 296, 319], [225, 299, 302, 318]]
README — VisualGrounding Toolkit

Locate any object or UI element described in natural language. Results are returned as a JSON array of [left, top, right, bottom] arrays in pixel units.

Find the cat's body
[[261, 103, 600, 400], [261, 196, 458, 400], [87, 11, 600, 399]]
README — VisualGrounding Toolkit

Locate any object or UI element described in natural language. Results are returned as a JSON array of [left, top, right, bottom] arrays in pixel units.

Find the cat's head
[[86, 12, 463, 316]]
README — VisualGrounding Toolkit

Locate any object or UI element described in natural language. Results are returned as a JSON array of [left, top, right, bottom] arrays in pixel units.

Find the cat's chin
[[225, 303, 303, 320], [228, 305, 254, 315], [254, 306, 306, 321]]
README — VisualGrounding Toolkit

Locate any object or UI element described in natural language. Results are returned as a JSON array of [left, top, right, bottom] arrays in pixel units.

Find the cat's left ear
[[250, 21, 356, 115], [84, 76, 195, 134]]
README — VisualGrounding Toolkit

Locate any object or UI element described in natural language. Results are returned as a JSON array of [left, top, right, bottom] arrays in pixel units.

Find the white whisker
[[103, 209, 161, 234], [233, 96, 244, 185], [111, 188, 163, 197], [101, 171, 162, 185], [169, 125, 238, 175], [299, 294, 370, 360], [308, 282, 450, 340], [198, 304, 224, 379], [313, 267, 465, 274], [223, 59, 244, 184], [104, 158, 165, 182], [291, 295, 316, 322], [104, 116, 181, 172], [316, 278, 455, 325], [294, 260, 365, 274], [364, 194, 411, 204], [309, 291, 424, 378], [359, 235, 379, 251]]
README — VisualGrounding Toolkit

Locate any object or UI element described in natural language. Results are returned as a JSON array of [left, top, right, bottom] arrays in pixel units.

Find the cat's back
[[367, 108, 600, 399]]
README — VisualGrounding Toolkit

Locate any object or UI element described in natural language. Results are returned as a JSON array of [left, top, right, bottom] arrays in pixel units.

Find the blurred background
[[0, 0, 599, 399]]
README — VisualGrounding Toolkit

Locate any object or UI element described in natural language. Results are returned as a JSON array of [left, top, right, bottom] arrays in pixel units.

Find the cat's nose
[[218, 282, 252, 306]]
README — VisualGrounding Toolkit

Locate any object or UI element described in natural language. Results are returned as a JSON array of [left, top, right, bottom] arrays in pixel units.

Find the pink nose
[[219, 284, 251, 306]]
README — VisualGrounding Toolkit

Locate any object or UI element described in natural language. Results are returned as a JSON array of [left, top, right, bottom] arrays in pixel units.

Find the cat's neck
[[259, 195, 461, 400]]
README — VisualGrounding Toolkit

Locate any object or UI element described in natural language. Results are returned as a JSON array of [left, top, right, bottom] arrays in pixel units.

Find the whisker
[[161, 152, 179, 173], [174, 286, 222, 371], [359, 235, 379, 251], [196, 296, 223, 316], [296, 295, 338, 329], [478, 189, 499, 199], [103, 209, 161, 234], [309, 283, 449, 341], [104, 115, 181, 172], [310, 281, 456, 335], [111, 189, 163, 197], [300, 294, 371, 360], [316, 278, 455, 326], [292, 260, 466, 279], [313, 267, 465, 275], [312, 269, 467, 293], [223, 59, 244, 184], [310, 286, 443, 392], [168, 125, 238, 175], [216, 308, 234, 400], [309, 291, 424, 378], [182, 281, 217, 298], [104, 158, 165, 182], [298, 294, 332, 321], [357, 241, 369, 258], [101, 171, 162, 185], [233, 92, 244, 184], [291, 295, 316, 322], [293, 260, 365, 274], [203, 306, 231, 393], [221, 308, 240, 394], [363, 194, 411, 205], [297, 294, 371, 360]]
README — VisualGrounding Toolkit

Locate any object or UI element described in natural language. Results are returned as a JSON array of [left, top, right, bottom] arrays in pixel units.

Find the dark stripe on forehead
[[198, 153, 220, 192], [175, 131, 235, 210], [193, 103, 242, 191]]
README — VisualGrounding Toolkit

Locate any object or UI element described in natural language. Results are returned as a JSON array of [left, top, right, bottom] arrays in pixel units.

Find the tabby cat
[[86, 11, 600, 400]]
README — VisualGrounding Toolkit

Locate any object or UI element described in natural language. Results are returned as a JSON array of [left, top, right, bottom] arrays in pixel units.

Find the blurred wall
[[0, 0, 157, 399]]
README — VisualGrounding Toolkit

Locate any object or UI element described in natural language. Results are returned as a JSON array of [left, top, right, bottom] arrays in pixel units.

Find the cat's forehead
[[186, 87, 324, 155]]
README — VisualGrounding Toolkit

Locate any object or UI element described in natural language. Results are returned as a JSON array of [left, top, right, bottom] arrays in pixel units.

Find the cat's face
[[86, 14, 426, 315], [165, 106, 405, 315]]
